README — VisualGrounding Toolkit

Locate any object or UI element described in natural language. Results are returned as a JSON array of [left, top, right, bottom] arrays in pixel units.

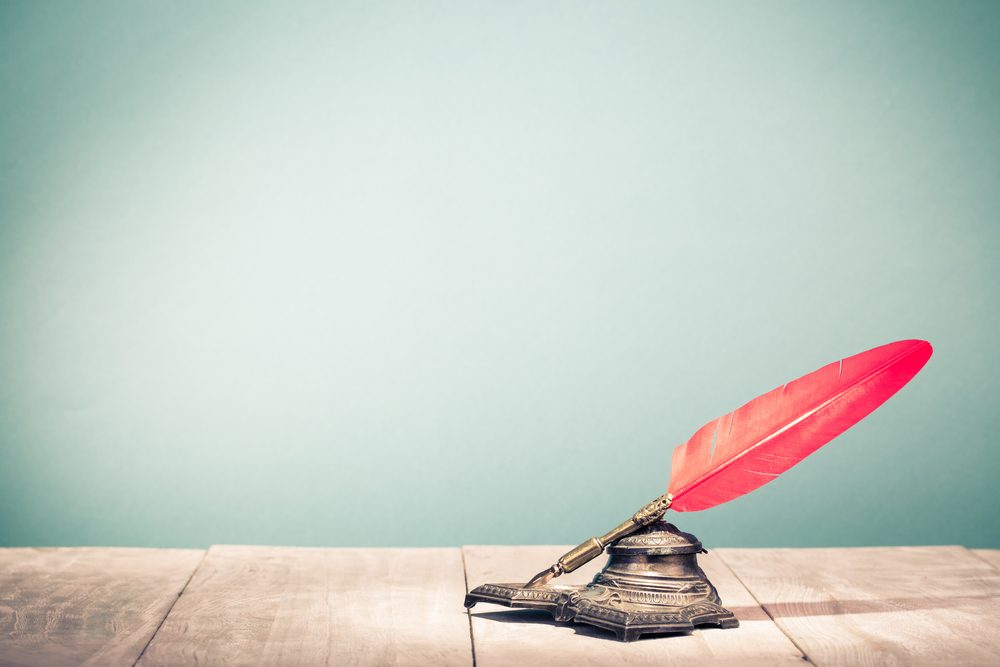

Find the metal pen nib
[[525, 564, 560, 588]]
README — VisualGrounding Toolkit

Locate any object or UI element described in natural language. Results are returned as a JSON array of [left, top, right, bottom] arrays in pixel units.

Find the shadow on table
[[468, 610, 700, 641], [471, 591, 991, 633], [756, 594, 993, 618]]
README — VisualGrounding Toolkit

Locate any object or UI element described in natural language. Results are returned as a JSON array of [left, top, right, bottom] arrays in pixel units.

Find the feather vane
[[668, 339, 933, 512]]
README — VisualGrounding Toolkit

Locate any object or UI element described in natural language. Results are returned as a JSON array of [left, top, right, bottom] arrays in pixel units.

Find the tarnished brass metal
[[465, 521, 738, 642], [525, 493, 673, 588]]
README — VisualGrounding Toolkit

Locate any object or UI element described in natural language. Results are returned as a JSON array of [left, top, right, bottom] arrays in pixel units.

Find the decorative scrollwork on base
[[464, 522, 739, 642]]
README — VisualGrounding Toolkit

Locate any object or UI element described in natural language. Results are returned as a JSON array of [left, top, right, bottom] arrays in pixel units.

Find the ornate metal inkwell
[[465, 494, 737, 641], [465, 339, 934, 642]]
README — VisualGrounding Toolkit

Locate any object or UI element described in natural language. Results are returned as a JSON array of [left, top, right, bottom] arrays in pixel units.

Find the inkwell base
[[464, 521, 737, 642]]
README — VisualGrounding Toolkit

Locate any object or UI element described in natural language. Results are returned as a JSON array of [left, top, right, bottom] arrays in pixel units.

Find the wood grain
[[0, 547, 204, 667], [973, 549, 1000, 570], [462, 544, 805, 666], [5, 545, 997, 665], [718, 546, 1000, 667], [137, 545, 472, 667]]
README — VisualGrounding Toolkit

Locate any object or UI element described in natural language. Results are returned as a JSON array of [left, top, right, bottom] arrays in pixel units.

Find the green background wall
[[1, 1, 998, 549]]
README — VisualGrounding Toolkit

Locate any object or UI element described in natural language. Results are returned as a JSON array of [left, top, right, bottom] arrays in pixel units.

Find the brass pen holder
[[464, 521, 738, 642]]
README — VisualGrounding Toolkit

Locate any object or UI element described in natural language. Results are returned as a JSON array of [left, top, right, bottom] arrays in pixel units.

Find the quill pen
[[525, 338, 932, 587]]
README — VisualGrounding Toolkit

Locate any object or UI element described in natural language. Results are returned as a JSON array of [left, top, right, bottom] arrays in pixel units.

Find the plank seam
[[460, 547, 477, 667], [969, 547, 1000, 571], [132, 548, 209, 667], [714, 550, 817, 666]]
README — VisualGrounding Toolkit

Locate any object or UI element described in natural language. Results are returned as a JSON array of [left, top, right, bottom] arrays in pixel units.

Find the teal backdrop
[[1, 1, 998, 550]]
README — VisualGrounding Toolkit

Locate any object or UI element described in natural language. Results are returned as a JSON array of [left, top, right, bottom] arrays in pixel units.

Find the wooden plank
[[718, 546, 1000, 667], [462, 544, 805, 666], [137, 545, 472, 667], [973, 549, 1000, 570], [0, 547, 204, 667]]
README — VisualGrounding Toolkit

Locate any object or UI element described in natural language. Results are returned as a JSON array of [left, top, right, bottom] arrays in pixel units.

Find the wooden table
[[1, 545, 998, 666]]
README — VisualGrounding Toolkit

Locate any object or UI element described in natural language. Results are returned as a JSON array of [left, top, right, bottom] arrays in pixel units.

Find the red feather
[[668, 339, 932, 512]]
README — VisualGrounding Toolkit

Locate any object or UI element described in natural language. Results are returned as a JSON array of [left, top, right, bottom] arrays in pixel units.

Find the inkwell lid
[[607, 521, 704, 556]]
